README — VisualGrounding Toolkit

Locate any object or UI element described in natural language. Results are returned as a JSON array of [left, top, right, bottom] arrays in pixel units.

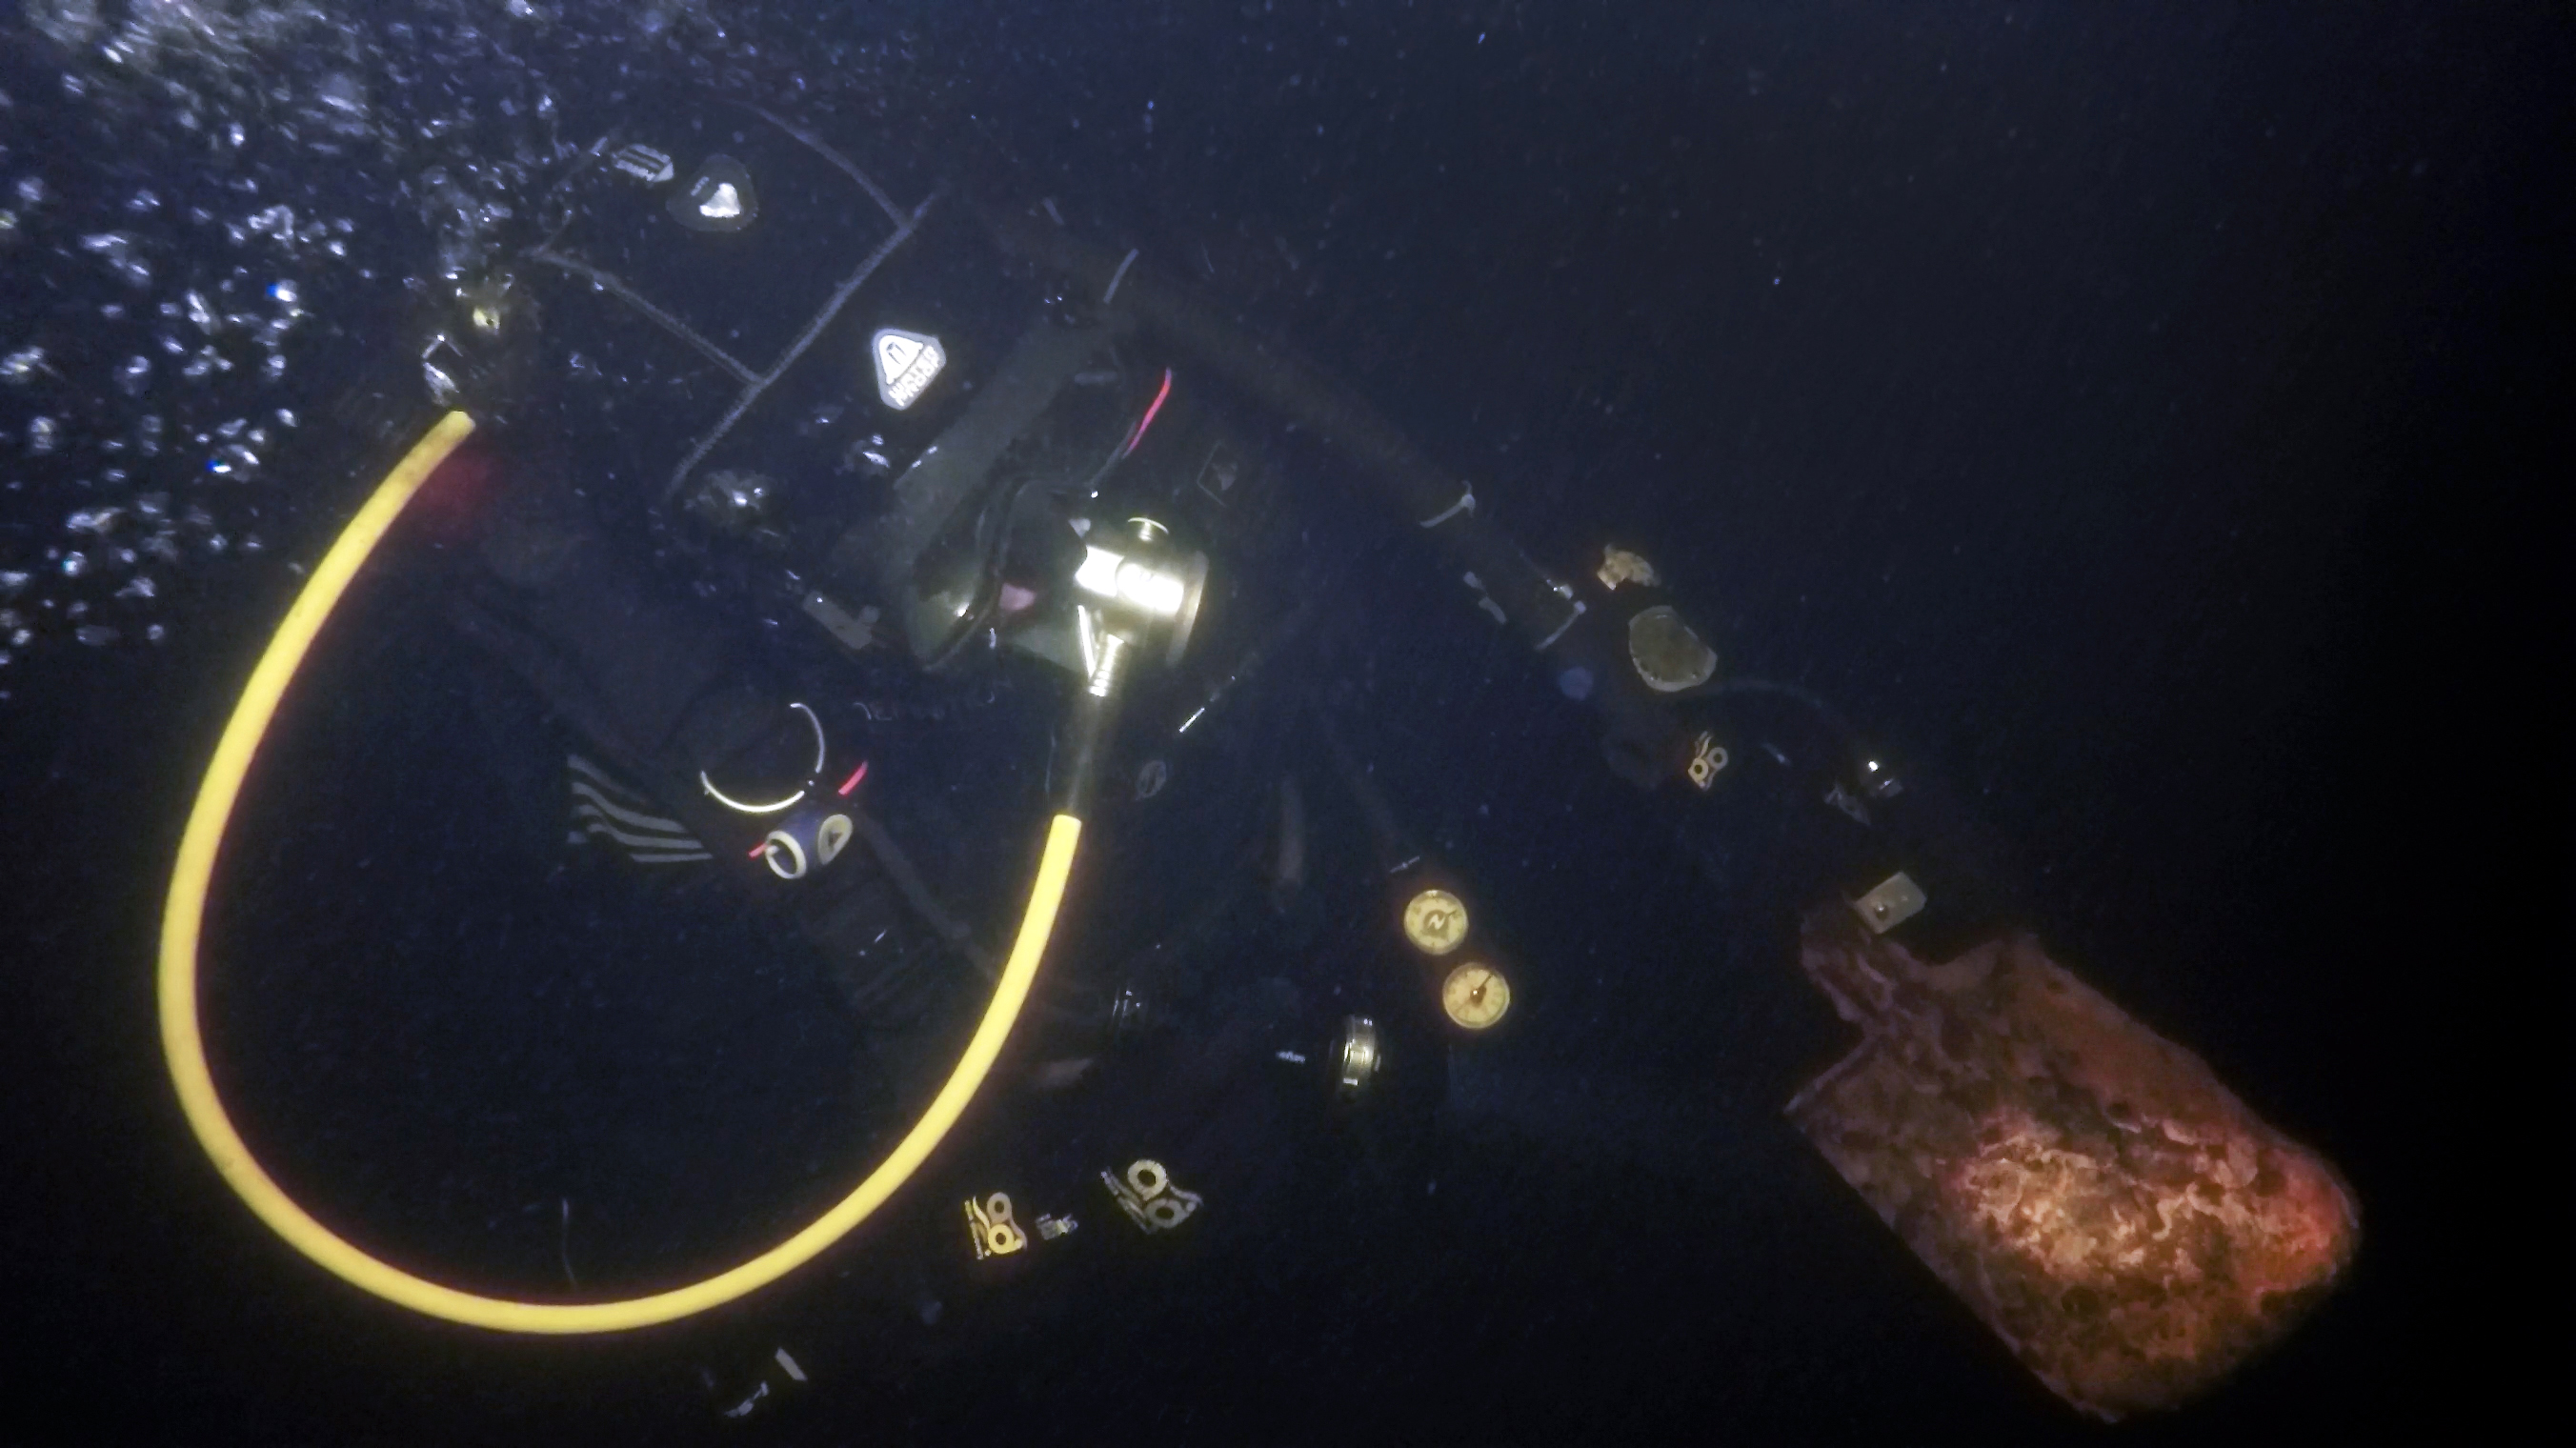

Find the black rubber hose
[[979, 204, 1687, 780]]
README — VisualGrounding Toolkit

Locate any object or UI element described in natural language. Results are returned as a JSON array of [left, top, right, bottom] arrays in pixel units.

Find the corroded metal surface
[[1788, 910, 2359, 1419]]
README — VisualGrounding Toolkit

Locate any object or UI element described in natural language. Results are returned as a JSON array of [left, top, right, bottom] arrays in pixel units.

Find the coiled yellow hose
[[159, 411, 1082, 1332]]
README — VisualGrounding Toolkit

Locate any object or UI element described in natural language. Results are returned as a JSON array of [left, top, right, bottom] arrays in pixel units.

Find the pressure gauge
[[1402, 888, 1470, 956], [1440, 962, 1511, 1031]]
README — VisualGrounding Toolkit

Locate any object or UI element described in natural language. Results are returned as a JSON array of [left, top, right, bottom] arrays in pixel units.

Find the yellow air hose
[[159, 411, 1085, 1333]]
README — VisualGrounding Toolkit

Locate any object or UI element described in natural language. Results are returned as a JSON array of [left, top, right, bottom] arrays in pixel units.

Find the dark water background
[[1, 3, 2564, 1442]]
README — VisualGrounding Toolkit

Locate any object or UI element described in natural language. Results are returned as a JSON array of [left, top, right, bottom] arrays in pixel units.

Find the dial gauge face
[[1402, 888, 1470, 956], [1440, 962, 1511, 1030]]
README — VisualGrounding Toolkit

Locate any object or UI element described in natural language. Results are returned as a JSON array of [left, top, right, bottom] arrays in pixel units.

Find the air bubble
[[315, 71, 366, 117], [75, 624, 119, 647], [79, 231, 152, 288]]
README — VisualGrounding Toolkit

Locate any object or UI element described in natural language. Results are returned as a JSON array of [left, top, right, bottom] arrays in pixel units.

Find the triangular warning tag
[[872, 328, 946, 411], [666, 153, 757, 232]]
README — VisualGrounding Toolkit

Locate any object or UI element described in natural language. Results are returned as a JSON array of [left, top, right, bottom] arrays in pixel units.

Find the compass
[[1440, 962, 1511, 1030], [1401, 887, 1470, 956]]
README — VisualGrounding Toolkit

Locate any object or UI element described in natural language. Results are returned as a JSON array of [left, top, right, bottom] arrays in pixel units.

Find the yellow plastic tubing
[[159, 410, 1084, 1333]]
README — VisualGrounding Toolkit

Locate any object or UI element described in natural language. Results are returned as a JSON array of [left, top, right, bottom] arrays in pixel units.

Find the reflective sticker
[[815, 814, 853, 864], [1687, 732, 1729, 791], [872, 328, 946, 411], [1101, 1158, 1203, 1235], [760, 830, 807, 879], [608, 143, 674, 185], [964, 1193, 1028, 1260], [666, 154, 757, 233]]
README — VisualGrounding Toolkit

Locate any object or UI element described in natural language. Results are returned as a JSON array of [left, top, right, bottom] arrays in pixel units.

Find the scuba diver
[[182, 99, 1444, 1417], [158, 94, 2358, 1426]]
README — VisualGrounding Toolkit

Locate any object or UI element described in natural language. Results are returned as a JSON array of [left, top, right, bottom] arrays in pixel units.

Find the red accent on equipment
[[404, 440, 502, 546], [836, 761, 870, 796], [1119, 370, 1175, 457]]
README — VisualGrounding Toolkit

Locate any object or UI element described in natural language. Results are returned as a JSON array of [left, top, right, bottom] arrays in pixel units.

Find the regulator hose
[[160, 411, 1085, 1333]]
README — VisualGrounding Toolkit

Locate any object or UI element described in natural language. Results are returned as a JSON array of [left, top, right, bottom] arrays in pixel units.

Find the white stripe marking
[[572, 808, 703, 853], [570, 778, 689, 834]]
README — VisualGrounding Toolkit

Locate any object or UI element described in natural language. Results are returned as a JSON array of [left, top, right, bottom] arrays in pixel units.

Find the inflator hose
[[160, 411, 1085, 1333]]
